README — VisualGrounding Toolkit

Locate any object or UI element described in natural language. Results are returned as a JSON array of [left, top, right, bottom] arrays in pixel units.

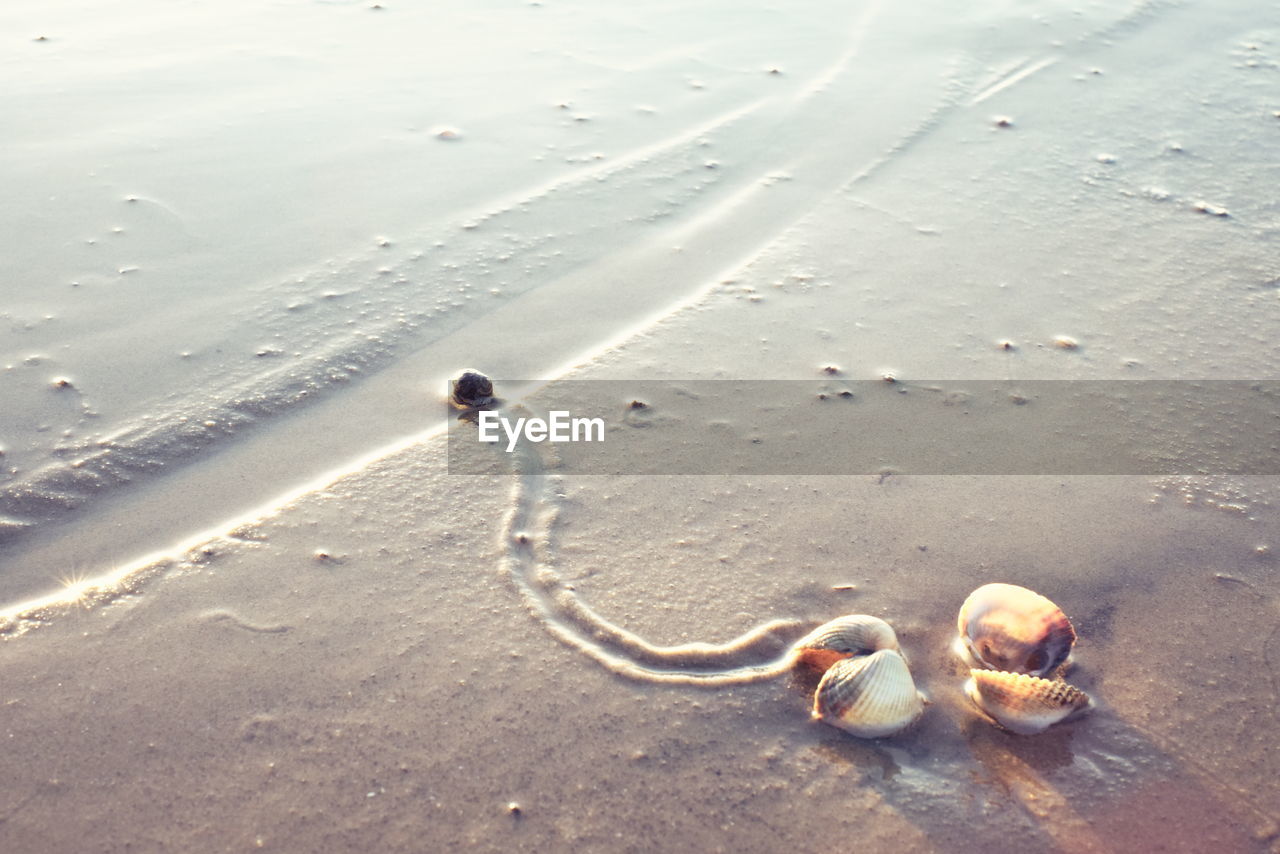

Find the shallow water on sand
[[1, 0, 1278, 851]]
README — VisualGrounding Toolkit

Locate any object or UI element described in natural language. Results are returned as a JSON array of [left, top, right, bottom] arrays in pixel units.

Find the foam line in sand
[[0, 424, 446, 631]]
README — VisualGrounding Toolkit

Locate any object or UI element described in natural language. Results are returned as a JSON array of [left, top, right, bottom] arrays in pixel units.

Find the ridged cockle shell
[[956, 583, 1076, 678], [812, 648, 925, 738], [790, 614, 900, 672], [964, 669, 1091, 735]]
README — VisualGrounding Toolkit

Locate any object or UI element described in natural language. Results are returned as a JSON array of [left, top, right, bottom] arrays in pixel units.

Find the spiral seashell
[[790, 614, 900, 672], [956, 583, 1076, 678], [964, 669, 1091, 735], [812, 648, 926, 738]]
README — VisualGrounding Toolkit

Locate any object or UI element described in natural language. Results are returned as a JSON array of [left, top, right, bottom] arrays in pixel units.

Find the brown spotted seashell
[[812, 648, 925, 738], [956, 583, 1076, 677], [449, 369, 495, 409], [790, 614, 900, 672], [964, 669, 1091, 735]]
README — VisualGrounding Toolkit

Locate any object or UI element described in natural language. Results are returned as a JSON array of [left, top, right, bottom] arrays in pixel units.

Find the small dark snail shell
[[450, 369, 495, 409]]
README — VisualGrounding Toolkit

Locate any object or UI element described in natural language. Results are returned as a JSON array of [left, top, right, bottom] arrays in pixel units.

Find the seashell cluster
[[793, 614, 926, 739], [956, 583, 1092, 735]]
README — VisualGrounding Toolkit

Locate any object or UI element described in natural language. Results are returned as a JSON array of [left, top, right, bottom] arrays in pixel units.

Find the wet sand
[[2, 444, 1276, 851], [3, 0, 1279, 851]]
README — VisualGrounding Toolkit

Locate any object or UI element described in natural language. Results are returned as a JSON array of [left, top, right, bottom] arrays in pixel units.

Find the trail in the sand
[[493, 402, 810, 685]]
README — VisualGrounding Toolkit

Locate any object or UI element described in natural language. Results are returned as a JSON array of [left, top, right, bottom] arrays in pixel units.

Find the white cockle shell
[[812, 648, 926, 738]]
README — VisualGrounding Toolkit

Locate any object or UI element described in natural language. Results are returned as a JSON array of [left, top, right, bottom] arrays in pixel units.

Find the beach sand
[[2, 0, 1278, 850]]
